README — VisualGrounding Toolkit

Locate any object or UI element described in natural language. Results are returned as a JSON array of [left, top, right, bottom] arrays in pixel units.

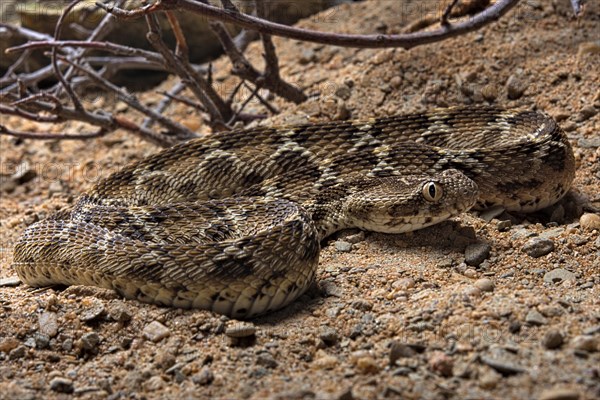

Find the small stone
[[481, 84, 498, 102], [578, 137, 600, 148], [389, 341, 416, 365], [12, 161, 37, 184], [50, 378, 74, 394], [47, 181, 63, 196], [350, 299, 373, 311], [143, 376, 164, 391], [575, 105, 598, 122], [79, 301, 105, 322], [38, 312, 59, 338], [312, 350, 339, 370], [299, 48, 316, 64], [474, 278, 494, 292], [506, 74, 528, 100], [143, 321, 170, 342], [463, 285, 482, 297], [543, 268, 576, 284], [525, 309, 548, 326], [225, 321, 256, 338], [571, 335, 598, 352], [319, 327, 340, 346], [428, 351, 453, 377], [9, 345, 27, 360], [497, 220, 512, 231], [108, 303, 132, 323], [480, 356, 526, 375], [393, 277, 416, 289], [522, 237, 554, 258], [538, 388, 581, 400], [334, 240, 353, 252], [0, 276, 21, 287], [355, 356, 380, 374], [334, 85, 352, 100], [345, 231, 365, 244], [34, 333, 50, 350], [0, 337, 20, 353], [80, 332, 100, 351], [479, 369, 502, 389], [193, 368, 214, 386], [542, 329, 564, 349], [256, 352, 278, 369], [579, 213, 600, 231], [465, 242, 491, 266]]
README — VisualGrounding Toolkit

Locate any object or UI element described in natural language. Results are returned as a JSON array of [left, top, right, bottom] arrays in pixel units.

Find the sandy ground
[[0, 0, 599, 399]]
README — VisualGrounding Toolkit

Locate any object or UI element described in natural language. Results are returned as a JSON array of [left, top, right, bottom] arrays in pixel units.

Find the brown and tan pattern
[[12, 107, 575, 318]]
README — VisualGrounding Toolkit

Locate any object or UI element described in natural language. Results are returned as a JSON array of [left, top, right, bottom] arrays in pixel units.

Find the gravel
[[522, 237, 555, 257]]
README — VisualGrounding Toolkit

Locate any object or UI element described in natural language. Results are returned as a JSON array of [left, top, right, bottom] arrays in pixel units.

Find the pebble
[[334, 85, 352, 100], [579, 213, 600, 231], [34, 333, 50, 350], [256, 352, 278, 369], [0, 337, 20, 353], [108, 303, 132, 322], [12, 161, 37, 185], [193, 368, 214, 385], [225, 321, 256, 338], [428, 351, 453, 377], [351, 299, 373, 311], [38, 312, 59, 338], [479, 369, 502, 389], [578, 137, 600, 148], [355, 356, 380, 374], [50, 377, 74, 394], [334, 240, 353, 252], [79, 301, 106, 323], [345, 231, 365, 244], [575, 105, 598, 122], [464, 242, 491, 267], [480, 355, 526, 375], [497, 220, 512, 231], [506, 74, 528, 99], [312, 350, 339, 370], [543, 268, 576, 284], [80, 332, 100, 351], [0, 276, 21, 287], [542, 329, 564, 349], [47, 181, 63, 196], [389, 341, 416, 365], [9, 345, 26, 360], [143, 321, 170, 342], [525, 309, 548, 326], [319, 327, 340, 346], [463, 285, 482, 297], [538, 388, 581, 400], [474, 278, 494, 292], [522, 237, 554, 258], [571, 335, 598, 352]]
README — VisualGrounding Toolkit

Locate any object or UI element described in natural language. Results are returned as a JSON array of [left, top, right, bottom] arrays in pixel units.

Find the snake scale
[[13, 107, 575, 318]]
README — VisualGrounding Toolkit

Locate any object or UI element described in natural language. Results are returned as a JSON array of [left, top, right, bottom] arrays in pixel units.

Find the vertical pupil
[[429, 184, 436, 199]]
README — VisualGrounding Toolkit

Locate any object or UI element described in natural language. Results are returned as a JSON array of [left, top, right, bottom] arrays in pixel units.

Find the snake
[[12, 107, 575, 318]]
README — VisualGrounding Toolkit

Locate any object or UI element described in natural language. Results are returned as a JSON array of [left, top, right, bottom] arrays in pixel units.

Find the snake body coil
[[13, 107, 575, 317]]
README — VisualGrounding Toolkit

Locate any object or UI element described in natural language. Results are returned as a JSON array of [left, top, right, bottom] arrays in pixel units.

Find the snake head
[[342, 169, 479, 234]]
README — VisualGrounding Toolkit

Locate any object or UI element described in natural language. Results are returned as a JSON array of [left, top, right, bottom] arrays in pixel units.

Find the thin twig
[[441, 0, 461, 26], [97, 0, 521, 49], [145, 13, 231, 127], [52, 0, 85, 110], [0, 124, 108, 140], [55, 54, 198, 141]]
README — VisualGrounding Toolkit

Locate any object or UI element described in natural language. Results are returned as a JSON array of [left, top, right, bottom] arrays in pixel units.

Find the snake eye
[[422, 182, 443, 202]]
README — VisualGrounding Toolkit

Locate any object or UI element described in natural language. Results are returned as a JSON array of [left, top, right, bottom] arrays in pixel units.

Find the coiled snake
[[13, 107, 575, 318]]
